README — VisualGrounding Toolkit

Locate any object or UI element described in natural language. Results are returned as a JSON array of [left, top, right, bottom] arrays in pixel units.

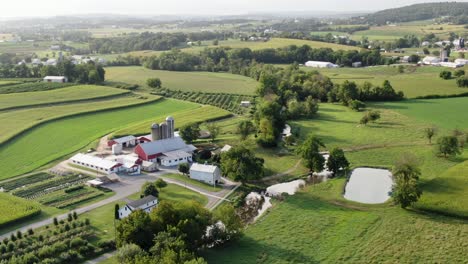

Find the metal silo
[[166, 116, 175, 138], [159, 123, 168, 139], [151, 123, 160, 141]]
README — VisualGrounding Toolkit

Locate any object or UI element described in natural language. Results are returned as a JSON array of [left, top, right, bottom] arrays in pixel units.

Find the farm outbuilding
[[118, 195, 158, 219], [240, 101, 251, 107], [352, 62, 362, 68], [305, 61, 339, 68], [107, 135, 137, 148], [70, 153, 122, 174], [134, 136, 196, 163], [160, 150, 193, 167], [43, 76, 67, 83], [189, 163, 221, 185], [422, 56, 441, 65]]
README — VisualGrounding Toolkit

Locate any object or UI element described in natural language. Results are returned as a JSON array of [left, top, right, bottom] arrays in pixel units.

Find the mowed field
[[307, 65, 468, 98], [106, 66, 258, 95], [0, 98, 230, 180], [0, 193, 41, 227], [0, 85, 128, 110]]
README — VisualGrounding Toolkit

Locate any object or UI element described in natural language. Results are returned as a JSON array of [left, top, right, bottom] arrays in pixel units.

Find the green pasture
[[105, 66, 258, 95], [0, 85, 128, 111], [0, 99, 229, 180], [0, 193, 41, 227], [309, 65, 468, 98], [113, 105, 232, 137], [0, 94, 161, 145], [214, 38, 361, 51], [82, 184, 207, 241]]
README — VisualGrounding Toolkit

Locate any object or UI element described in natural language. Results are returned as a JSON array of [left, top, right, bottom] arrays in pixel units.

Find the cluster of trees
[[142, 45, 385, 73], [392, 154, 423, 209], [116, 201, 242, 264], [439, 69, 468, 88], [220, 145, 265, 182], [89, 31, 231, 54], [424, 127, 466, 158]]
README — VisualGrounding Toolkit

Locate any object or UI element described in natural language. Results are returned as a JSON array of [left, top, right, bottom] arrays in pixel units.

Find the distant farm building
[[70, 153, 122, 174], [455, 59, 468, 66], [118, 195, 158, 219], [305, 61, 339, 68], [190, 163, 221, 185], [107, 136, 137, 148], [44, 76, 67, 83], [422, 56, 441, 65], [352, 62, 362, 68], [240, 101, 251, 107]]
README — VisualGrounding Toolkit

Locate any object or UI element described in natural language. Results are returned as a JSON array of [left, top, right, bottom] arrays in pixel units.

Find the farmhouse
[[118, 195, 158, 219], [305, 61, 339, 68], [190, 163, 221, 185], [70, 153, 122, 174], [43, 76, 67, 83], [107, 135, 137, 148]]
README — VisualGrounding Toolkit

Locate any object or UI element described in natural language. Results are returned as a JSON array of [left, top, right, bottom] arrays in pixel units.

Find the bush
[[457, 77, 468, 87], [349, 99, 366, 111], [70, 237, 87, 248], [454, 69, 465, 78], [64, 186, 84, 193], [97, 240, 116, 250], [154, 179, 167, 189], [147, 78, 162, 88], [439, 70, 452, 80]]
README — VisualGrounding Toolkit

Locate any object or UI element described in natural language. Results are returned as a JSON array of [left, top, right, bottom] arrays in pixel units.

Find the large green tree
[[116, 210, 153, 250], [237, 120, 255, 140], [391, 155, 422, 209], [297, 135, 325, 173], [221, 146, 264, 182], [326, 148, 349, 175], [180, 123, 200, 143], [437, 136, 461, 158]]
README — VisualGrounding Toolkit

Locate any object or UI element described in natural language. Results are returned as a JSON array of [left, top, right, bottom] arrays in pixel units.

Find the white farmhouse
[[118, 195, 158, 219], [44, 76, 67, 83], [190, 163, 221, 185], [305, 61, 339, 68]]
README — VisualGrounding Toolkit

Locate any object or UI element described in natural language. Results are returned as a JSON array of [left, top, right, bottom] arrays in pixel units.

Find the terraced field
[[0, 85, 129, 110]]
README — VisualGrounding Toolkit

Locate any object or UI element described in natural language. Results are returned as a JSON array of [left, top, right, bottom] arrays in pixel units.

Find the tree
[[367, 110, 381, 122], [360, 115, 370, 125], [326, 148, 349, 175], [205, 122, 221, 142], [424, 126, 437, 144], [147, 78, 162, 88], [141, 182, 159, 198], [178, 163, 190, 175], [237, 120, 254, 140], [457, 76, 468, 87], [117, 243, 146, 264], [437, 136, 461, 158], [391, 154, 422, 209], [208, 204, 243, 246], [155, 179, 168, 189], [221, 146, 264, 182], [454, 69, 465, 78], [349, 99, 366, 111], [115, 204, 120, 220], [212, 39, 219, 46], [180, 123, 200, 143], [439, 70, 452, 80], [116, 210, 153, 250], [423, 48, 430, 55], [297, 134, 325, 173]]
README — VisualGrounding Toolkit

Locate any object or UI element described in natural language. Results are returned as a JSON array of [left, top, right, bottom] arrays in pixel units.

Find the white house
[[189, 163, 221, 185], [305, 61, 339, 68], [70, 153, 123, 174], [118, 195, 158, 219], [44, 76, 67, 83]]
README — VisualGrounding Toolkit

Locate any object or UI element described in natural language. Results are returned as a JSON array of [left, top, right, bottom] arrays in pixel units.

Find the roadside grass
[[161, 173, 223, 192], [308, 65, 468, 98], [0, 85, 128, 111], [0, 93, 161, 145], [105, 66, 258, 95], [203, 181, 468, 263], [0, 98, 200, 180], [113, 105, 232, 137], [82, 184, 207, 242]]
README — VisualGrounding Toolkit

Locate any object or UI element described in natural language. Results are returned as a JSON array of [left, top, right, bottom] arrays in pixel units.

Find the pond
[[344, 168, 393, 204]]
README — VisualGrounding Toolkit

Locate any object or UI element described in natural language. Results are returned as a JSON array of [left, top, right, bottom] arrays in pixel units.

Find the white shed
[[189, 163, 221, 185], [305, 61, 339, 68], [44, 76, 67, 83]]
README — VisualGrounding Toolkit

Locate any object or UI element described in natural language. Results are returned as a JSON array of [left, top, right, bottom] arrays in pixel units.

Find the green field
[[106, 66, 259, 95], [0, 94, 161, 145], [114, 105, 232, 137], [82, 184, 207, 241], [203, 182, 468, 263], [0, 193, 41, 227], [0, 99, 229, 180], [0, 85, 128, 110], [308, 65, 468, 98]]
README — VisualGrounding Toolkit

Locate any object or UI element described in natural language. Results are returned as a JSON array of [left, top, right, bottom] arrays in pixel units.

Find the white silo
[[112, 144, 123, 155], [151, 123, 160, 141], [166, 116, 175, 138]]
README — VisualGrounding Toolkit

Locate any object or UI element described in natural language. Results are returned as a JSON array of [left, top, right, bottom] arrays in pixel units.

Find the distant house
[[352, 62, 362, 68], [190, 163, 221, 185], [400, 56, 410, 63], [240, 101, 251, 107], [118, 195, 158, 219], [44, 76, 67, 83], [305, 61, 339, 68]]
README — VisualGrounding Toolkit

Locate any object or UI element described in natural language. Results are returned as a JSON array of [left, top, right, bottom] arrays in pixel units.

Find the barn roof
[[127, 195, 158, 210], [112, 135, 136, 144], [190, 163, 219, 174], [70, 153, 121, 170], [138, 136, 196, 156]]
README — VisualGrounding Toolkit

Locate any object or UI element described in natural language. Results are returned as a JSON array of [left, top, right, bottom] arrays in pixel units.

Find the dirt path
[[97, 134, 110, 152]]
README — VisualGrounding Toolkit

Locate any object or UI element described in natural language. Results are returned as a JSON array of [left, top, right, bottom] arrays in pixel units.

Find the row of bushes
[[0, 173, 54, 191], [0, 82, 74, 94]]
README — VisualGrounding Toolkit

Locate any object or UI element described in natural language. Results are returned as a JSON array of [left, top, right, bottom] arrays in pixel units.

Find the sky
[[1, 0, 467, 18]]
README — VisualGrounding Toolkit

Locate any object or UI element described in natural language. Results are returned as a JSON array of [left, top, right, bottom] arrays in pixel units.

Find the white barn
[[44, 76, 67, 83], [70, 153, 122, 174], [107, 135, 137, 148], [160, 150, 193, 167], [118, 195, 158, 219], [305, 61, 339, 68], [422, 56, 441, 65], [189, 163, 221, 185]]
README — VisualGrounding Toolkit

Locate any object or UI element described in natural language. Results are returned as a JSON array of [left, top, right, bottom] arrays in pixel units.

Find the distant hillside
[[356, 2, 468, 24]]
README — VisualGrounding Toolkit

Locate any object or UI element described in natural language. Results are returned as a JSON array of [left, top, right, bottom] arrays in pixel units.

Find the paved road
[[0, 168, 239, 240]]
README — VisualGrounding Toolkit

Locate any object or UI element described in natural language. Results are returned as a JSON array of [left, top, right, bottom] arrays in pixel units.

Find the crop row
[[0, 173, 54, 191], [54, 192, 104, 209], [0, 82, 74, 94], [38, 188, 92, 206], [12, 175, 91, 199]]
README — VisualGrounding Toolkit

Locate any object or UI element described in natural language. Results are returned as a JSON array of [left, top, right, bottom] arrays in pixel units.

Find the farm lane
[[0, 168, 239, 240]]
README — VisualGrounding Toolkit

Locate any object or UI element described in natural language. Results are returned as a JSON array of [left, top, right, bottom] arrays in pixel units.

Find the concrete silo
[[151, 123, 160, 141], [166, 116, 175, 138], [159, 122, 168, 139]]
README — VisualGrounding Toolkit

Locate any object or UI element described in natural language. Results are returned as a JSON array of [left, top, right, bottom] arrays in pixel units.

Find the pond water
[[344, 168, 393, 204]]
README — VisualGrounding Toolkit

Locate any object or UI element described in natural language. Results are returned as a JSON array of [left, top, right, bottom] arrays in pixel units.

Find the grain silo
[[151, 123, 160, 141], [159, 123, 168, 139], [166, 116, 175, 138]]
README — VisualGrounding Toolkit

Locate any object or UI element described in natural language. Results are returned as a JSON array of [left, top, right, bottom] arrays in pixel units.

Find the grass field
[[0, 85, 128, 111], [82, 184, 207, 242], [307, 65, 468, 98], [106, 66, 259, 95], [0, 94, 161, 145], [0, 193, 41, 227], [113, 105, 232, 137], [203, 182, 468, 263], [0, 99, 228, 180]]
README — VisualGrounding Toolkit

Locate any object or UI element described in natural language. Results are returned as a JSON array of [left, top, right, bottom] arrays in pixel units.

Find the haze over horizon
[[1, 0, 468, 18]]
